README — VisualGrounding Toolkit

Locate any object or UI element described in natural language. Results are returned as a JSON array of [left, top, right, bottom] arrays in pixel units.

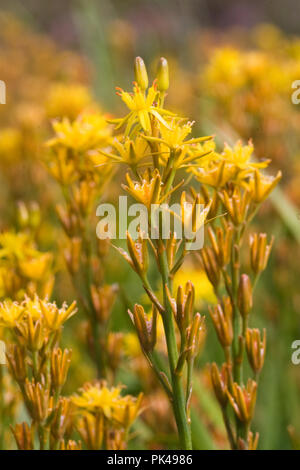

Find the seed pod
[[209, 297, 233, 348], [6, 344, 27, 383], [51, 348, 72, 390], [227, 379, 257, 424], [128, 304, 157, 353], [245, 328, 266, 374], [11, 422, 34, 450], [237, 274, 253, 318], [249, 233, 274, 275], [210, 362, 230, 407]]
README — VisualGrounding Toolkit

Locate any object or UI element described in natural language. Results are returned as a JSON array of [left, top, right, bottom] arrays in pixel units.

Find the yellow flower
[[47, 147, 77, 185], [144, 119, 211, 152], [0, 301, 25, 328], [246, 169, 282, 203], [72, 382, 142, 428], [122, 169, 162, 208], [221, 141, 270, 176], [203, 48, 245, 92], [0, 231, 54, 287], [2, 295, 76, 329], [190, 159, 236, 188], [0, 232, 32, 260], [110, 82, 175, 135], [190, 141, 271, 188], [98, 135, 151, 169], [47, 113, 112, 153], [45, 83, 93, 120], [0, 127, 22, 162], [18, 253, 53, 281], [34, 297, 77, 330], [111, 393, 143, 428]]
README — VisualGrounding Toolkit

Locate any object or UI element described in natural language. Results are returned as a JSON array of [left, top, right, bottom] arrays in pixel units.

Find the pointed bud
[[157, 57, 169, 92], [134, 57, 149, 91], [51, 348, 72, 390], [209, 297, 233, 348], [11, 422, 34, 450], [128, 304, 157, 353], [249, 233, 273, 275], [210, 362, 230, 407], [186, 313, 206, 359], [237, 274, 253, 318], [245, 328, 266, 374], [227, 379, 257, 423]]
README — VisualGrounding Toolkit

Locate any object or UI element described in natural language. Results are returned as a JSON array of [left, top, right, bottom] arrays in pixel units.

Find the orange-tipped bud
[[249, 233, 273, 275], [219, 187, 251, 226], [126, 231, 149, 280], [245, 328, 266, 374], [76, 412, 104, 450], [207, 224, 233, 268], [51, 348, 72, 390], [210, 362, 230, 407], [64, 237, 82, 274], [209, 297, 233, 348], [186, 313, 206, 360], [90, 283, 118, 323], [199, 247, 220, 289], [166, 281, 195, 331], [6, 344, 27, 383], [237, 274, 253, 318], [128, 304, 157, 353], [227, 379, 257, 423], [11, 422, 34, 450], [249, 169, 282, 203], [24, 379, 52, 423], [51, 397, 72, 441]]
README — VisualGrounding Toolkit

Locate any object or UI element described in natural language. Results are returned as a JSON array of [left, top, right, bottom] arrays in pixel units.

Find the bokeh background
[[1, 0, 300, 450]]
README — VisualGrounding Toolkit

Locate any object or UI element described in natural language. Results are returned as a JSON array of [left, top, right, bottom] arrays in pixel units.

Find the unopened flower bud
[[157, 57, 169, 92], [134, 57, 148, 91]]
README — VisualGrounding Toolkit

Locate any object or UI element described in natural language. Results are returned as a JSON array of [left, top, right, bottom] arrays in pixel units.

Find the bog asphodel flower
[[47, 113, 112, 153], [0, 231, 54, 298], [0, 301, 25, 328], [122, 169, 162, 208], [45, 83, 93, 120], [221, 141, 270, 175], [247, 169, 282, 203], [0, 296, 77, 332], [110, 81, 175, 135], [72, 381, 143, 428], [98, 135, 151, 169]]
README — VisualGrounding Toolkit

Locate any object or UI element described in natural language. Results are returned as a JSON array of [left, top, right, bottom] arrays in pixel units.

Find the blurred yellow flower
[[45, 83, 93, 120], [47, 113, 112, 153], [72, 381, 142, 428], [0, 301, 25, 328], [174, 266, 217, 307]]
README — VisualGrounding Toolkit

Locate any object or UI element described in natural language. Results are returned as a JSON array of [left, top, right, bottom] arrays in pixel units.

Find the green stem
[[158, 242, 192, 450]]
